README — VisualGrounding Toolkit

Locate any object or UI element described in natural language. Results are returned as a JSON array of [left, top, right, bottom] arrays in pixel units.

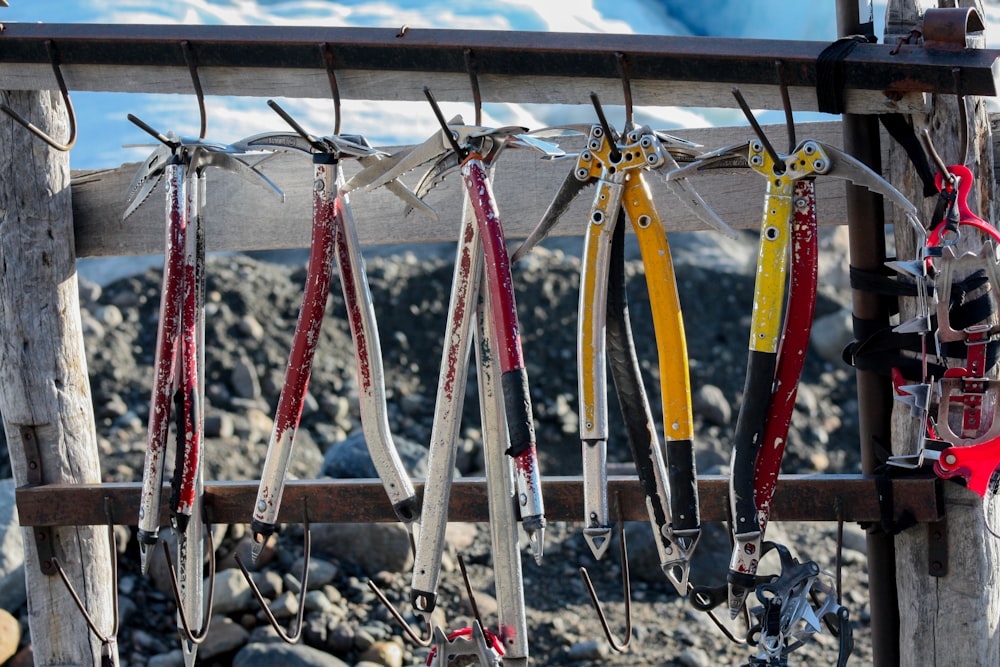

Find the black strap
[[878, 113, 939, 198], [860, 463, 918, 536], [816, 35, 874, 115]]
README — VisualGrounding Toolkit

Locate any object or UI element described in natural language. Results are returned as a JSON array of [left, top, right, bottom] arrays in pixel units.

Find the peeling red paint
[[754, 179, 817, 531]]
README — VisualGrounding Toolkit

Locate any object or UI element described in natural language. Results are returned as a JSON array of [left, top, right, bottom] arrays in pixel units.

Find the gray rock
[[96, 304, 124, 328], [810, 307, 853, 366], [262, 591, 299, 620], [0, 480, 25, 612], [311, 522, 412, 575], [321, 431, 429, 480], [238, 314, 266, 342], [679, 646, 712, 667], [692, 384, 731, 426], [289, 555, 339, 590], [325, 621, 355, 653], [198, 615, 251, 661], [566, 639, 609, 661], [204, 413, 236, 439], [77, 275, 102, 304], [303, 589, 337, 614], [231, 354, 262, 400], [147, 649, 184, 667], [233, 641, 351, 667], [212, 567, 255, 615]]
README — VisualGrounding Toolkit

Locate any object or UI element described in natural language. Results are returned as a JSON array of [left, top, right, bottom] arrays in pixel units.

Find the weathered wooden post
[[0, 87, 116, 663], [884, 1, 1000, 665]]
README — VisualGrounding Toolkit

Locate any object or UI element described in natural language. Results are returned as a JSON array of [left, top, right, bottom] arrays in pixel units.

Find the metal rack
[[0, 7, 995, 665]]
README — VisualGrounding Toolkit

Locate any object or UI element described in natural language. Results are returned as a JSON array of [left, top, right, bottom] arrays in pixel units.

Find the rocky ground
[[2, 226, 873, 666]]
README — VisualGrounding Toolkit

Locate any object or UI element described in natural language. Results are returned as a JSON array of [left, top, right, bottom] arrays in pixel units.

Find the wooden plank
[[72, 120, 892, 257], [14, 474, 944, 527], [2, 23, 995, 109]]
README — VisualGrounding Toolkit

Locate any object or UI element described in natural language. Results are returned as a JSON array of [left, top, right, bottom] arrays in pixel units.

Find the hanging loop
[[578, 495, 632, 651], [161, 519, 217, 645], [180, 41, 207, 140], [319, 42, 342, 136], [368, 578, 435, 647], [51, 498, 120, 657], [464, 48, 482, 126], [615, 52, 633, 132], [775, 60, 796, 152], [1, 40, 77, 151], [234, 501, 312, 643]]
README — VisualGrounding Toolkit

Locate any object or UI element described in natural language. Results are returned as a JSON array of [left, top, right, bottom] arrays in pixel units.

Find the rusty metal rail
[[0, 23, 996, 109], [15, 474, 942, 527]]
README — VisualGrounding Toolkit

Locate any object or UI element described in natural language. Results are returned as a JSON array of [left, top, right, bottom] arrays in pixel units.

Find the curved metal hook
[[180, 41, 207, 140], [775, 60, 796, 153], [0, 40, 77, 151], [368, 579, 435, 647], [51, 498, 119, 656], [578, 498, 631, 652], [920, 128, 956, 188], [320, 42, 342, 136], [464, 48, 482, 127], [234, 503, 311, 643], [615, 52, 633, 132], [161, 520, 217, 645], [457, 553, 485, 630]]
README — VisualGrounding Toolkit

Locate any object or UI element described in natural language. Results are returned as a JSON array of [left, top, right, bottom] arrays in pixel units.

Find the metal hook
[[615, 52, 634, 132], [319, 42, 342, 136], [775, 60, 796, 153], [161, 518, 217, 645], [731, 87, 782, 172], [578, 495, 631, 652], [180, 41, 207, 140], [919, 129, 956, 188], [51, 497, 120, 662], [464, 48, 483, 126], [368, 579, 435, 647], [234, 502, 312, 643], [589, 91, 622, 164], [457, 553, 485, 630], [0, 40, 77, 151], [952, 67, 970, 168]]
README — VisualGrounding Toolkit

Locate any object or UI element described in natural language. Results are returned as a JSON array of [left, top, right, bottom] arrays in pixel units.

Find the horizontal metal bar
[[0, 23, 994, 106], [15, 474, 943, 527]]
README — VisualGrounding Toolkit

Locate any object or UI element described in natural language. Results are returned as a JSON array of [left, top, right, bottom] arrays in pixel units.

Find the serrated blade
[[509, 167, 592, 263]]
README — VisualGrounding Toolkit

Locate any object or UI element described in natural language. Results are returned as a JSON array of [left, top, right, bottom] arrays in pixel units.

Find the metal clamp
[[21, 425, 57, 576]]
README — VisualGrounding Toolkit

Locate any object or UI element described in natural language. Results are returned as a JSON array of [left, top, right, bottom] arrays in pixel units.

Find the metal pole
[[837, 0, 899, 667], [835, 1, 899, 665]]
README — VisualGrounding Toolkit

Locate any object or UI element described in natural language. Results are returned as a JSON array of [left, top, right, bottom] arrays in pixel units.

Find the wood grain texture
[[71, 121, 890, 257], [0, 88, 113, 666], [886, 2, 1000, 666]]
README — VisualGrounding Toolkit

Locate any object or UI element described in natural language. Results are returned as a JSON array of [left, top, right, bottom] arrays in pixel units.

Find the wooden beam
[[0, 87, 113, 666], [14, 474, 943, 527], [5, 23, 995, 113], [72, 121, 887, 257]]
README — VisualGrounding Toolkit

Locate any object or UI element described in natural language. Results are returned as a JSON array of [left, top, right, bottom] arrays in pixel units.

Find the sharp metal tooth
[[893, 315, 932, 334], [886, 259, 926, 277]]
